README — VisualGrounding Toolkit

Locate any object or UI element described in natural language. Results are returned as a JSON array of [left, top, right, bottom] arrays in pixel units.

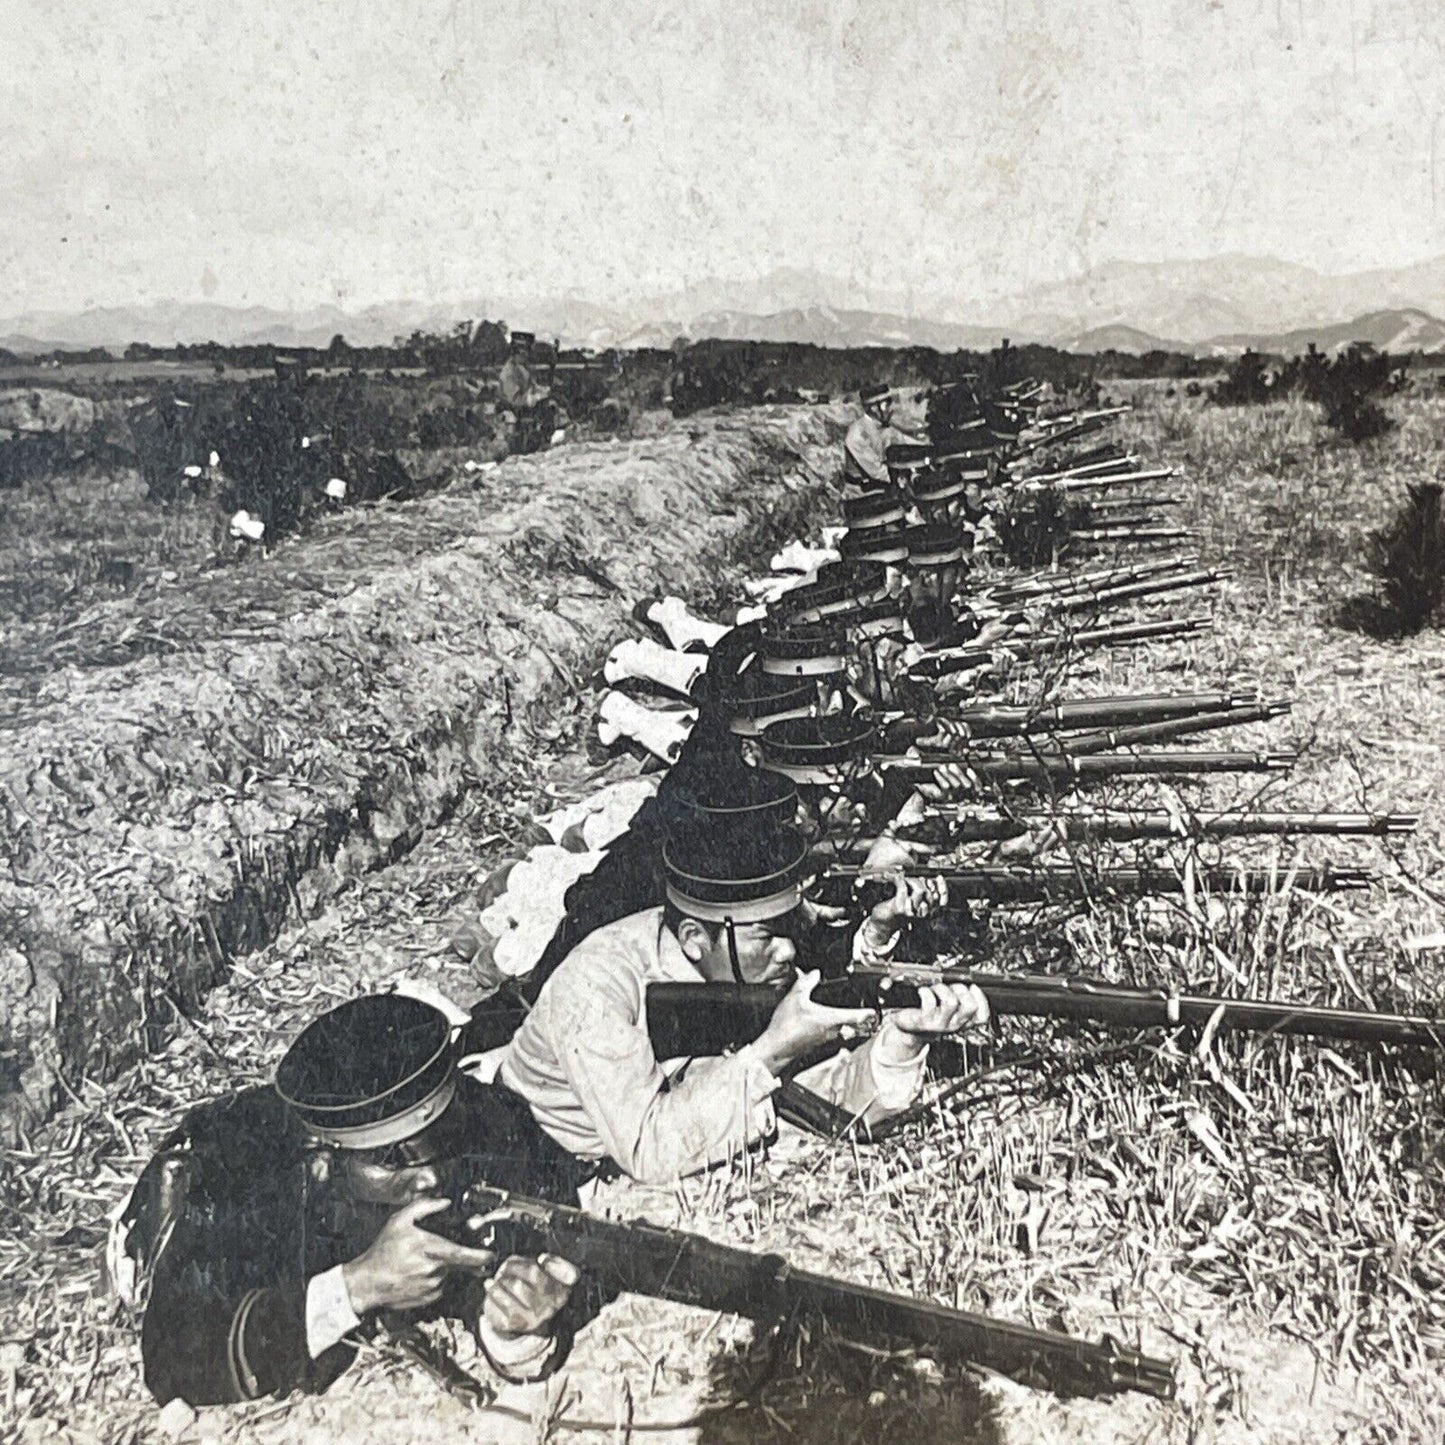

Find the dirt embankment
[[0, 406, 848, 1137]]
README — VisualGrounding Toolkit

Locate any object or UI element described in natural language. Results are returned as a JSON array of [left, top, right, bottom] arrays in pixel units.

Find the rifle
[[1017, 454, 1143, 482], [1071, 511, 1173, 527], [874, 807, 1419, 846], [1070, 526, 1194, 545], [424, 1184, 1175, 1399], [1084, 496, 1182, 514], [921, 691, 1264, 736], [907, 616, 1213, 680], [1029, 566, 1224, 613], [879, 748, 1296, 783], [643, 969, 1445, 1061], [981, 556, 1200, 605], [1021, 468, 1177, 493], [1013, 408, 1131, 455], [809, 862, 1372, 911], [907, 703, 1292, 759]]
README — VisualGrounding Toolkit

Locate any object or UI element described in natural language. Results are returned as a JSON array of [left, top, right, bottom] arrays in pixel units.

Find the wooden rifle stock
[[907, 616, 1213, 679], [879, 749, 1297, 782]]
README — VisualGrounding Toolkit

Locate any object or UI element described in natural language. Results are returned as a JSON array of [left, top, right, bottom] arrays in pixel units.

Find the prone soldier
[[498, 801, 989, 1185], [111, 995, 584, 1407]]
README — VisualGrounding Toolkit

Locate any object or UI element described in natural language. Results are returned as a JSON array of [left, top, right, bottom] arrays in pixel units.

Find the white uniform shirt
[[499, 908, 928, 1184]]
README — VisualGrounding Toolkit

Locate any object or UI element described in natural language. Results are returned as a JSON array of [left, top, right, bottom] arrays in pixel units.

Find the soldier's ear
[[675, 917, 710, 964]]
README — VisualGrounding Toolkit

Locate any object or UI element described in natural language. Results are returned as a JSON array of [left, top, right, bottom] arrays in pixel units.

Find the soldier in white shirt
[[843, 382, 901, 489], [499, 817, 987, 1184]]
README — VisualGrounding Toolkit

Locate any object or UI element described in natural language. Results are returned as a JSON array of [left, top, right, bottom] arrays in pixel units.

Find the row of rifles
[[555, 378, 1439, 1405]]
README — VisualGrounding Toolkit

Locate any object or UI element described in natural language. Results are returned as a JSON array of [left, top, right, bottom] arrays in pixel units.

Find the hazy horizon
[[7, 0, 1445, 316]]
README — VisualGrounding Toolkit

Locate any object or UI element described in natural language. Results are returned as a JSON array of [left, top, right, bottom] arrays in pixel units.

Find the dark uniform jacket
[[124, 1077, 580, 1406]]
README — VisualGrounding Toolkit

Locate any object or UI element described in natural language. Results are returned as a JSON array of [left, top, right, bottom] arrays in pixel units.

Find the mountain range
[[8, 255, 1445, 357]]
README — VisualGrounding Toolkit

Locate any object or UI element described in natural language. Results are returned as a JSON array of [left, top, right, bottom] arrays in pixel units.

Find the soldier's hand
[[916, 762, 980, 802], [342, 1197, 497, 1314], [996, 817, 1066, 860], [865, 873, 949, 939], [753, 971, 876, 1075], [876, 983, 990, 1060], [887, 787, 930, 833], [482, 1254, 580, 1340], [862, 832, 923, 872], [800, 894, 849, 927], [914, 719, 974, 750], [890, 641, 928, 677]]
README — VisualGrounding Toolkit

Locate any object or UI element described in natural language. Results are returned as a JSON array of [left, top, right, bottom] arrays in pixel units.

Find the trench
[[0, 405, 848, 1138]]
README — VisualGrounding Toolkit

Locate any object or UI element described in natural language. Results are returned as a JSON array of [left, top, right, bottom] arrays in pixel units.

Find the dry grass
[[3, 386, 1445, 1444]]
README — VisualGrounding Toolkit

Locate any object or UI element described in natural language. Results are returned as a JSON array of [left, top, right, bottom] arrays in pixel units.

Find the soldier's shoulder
[[152, 1084, 299, 1167]]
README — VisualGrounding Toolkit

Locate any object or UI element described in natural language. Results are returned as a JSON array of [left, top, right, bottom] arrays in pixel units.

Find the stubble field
[[2, 382, 1444, 1445]]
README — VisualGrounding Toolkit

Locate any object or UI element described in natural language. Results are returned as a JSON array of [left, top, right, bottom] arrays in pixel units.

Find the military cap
[[858, 382, 891, 405], [671, 759, 800, 838], [509, 330, 536, 347], [838, 527, 910, 566], [902, 522, 970, 569], [712, 661, 817, 735], [843, 491, 908, 531], [663, 819, 810, 923], [275, 995, 456, 1150], [883, 441, 933, 473], [760, 622, 850, 678], [757, 712, 878, 785]]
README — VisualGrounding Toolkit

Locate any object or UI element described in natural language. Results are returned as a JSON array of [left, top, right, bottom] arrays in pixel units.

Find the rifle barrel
[[912, 809, 1418, 842], [1045, 569, 1222, 612], [1072, 526, 1194, 543], [1028, 467, 1177, 492], [985, 557, 1199, 604], [1017, 702, 1290, 756], [821, 864, 1372, 902], [880, 749, 1297, 780], [849, 967, 1441, 1049], [946, 692, 1262, 735], [908, 617, 1212, 679]]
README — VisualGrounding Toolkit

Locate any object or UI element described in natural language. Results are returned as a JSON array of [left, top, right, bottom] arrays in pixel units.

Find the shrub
[[1211, 349, 1274, 406], [1368, 482, 1445, 634], [1310, 344, 1396, 442]]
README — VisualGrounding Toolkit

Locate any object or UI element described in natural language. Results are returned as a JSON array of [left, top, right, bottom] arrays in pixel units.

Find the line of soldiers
[[110, 377, 1414, 1411]]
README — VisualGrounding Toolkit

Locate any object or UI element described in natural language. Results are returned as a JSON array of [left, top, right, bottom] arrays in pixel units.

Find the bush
[[1211, 349, 1274, 406], [1368, 482, 1445, 634], [1310, 344, 1396, 442]]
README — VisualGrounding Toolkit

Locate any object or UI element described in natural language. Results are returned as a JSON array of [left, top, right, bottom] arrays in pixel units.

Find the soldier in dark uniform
[[113, 995, 584, 1408]]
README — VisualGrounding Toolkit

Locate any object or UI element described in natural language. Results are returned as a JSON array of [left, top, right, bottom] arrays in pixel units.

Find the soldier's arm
[[141, 1244, 346, 1406]]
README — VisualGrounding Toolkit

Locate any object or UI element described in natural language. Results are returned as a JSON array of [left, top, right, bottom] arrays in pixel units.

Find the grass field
[[2, 384, 1443, 1444]]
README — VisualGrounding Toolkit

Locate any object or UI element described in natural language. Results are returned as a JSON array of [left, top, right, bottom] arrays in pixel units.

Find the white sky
[[5, 0, 1445, 313]]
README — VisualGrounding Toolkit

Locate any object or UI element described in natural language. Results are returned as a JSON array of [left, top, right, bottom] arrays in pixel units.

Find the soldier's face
[[724, 915, 801, 989], [332, 1120, 461, 1206], [683, 912, 800, 989], [339, 1154, 445, 1208]]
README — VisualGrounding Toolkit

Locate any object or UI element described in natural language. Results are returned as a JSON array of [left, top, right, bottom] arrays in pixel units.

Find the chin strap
[[724, 915, 744, 984]]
